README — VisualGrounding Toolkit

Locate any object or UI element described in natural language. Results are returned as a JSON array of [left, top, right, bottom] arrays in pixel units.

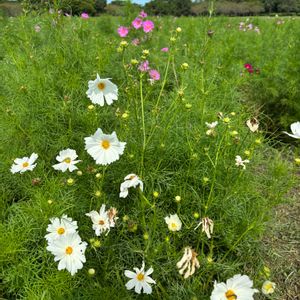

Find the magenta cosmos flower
[[149, 69, 160, 81], [132, 18, 143, 29], [117, 26, 129, 37], [139, 10, 147, 18], [161, 47, 169, 52], [244, 63, 254, 73], [139, 61, 150, 72], [81, 12, 89, 19], [142, 20, 154, 33]]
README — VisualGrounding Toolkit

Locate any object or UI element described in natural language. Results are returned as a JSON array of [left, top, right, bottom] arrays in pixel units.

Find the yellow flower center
[[57, 227, 65, 235], [97, 82, 105, 91], [136, 273, 144, 281], [171, 223, 177, 229], [65, 246, 73, 255], [101, 140, 110, 150], [63, 157, 71, 164], [225, 290, 237, 300], [22, 162, 29, 168], [264, 283, 273, 292], [98, 220, 105, 225]]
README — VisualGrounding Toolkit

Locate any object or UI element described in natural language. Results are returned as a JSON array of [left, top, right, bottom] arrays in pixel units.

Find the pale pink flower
[[139, 10, 147, 18], [161, 47, 169, 52], [81, 12, 89, 19], [142, 20, 154, 33], [132, 18, 143, 29], [149, 69, 160, 81], [138, 60, 150, 72], [117, 26, 129, 38], [131, 38, 140, 46]]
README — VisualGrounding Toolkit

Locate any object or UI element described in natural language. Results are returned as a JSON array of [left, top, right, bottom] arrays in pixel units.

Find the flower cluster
[[244, 63, 260, 74], [239, 21, 260, 34]]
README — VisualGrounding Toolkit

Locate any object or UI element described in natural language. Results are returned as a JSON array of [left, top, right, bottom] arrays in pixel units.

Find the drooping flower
[[177, 247, 200, 279], [194, 217, 214, 239], [142, 20, 154, 33], [119, 174, 143, 198], [34, 24, 41, 32], [165, 214, 182, 232], [235, 155, 250, 169], [45, 215, 78, 243], [262, 280, 276, 295], [46, 232, 87, 276], [117, 26, 129, 37], [132, 38, 140, 46], [139, 10, 147, 18], [161, 47, 169, 52], [124, 261, 156, 294], [84, 128, 126, 165], [86, 204, 117, 236], [283, 121, 300, 139], [132, 18, 143, 29], [10, 153, 38, 174], [52, 149, 81, 172], [81, 12, 89, 19], [86, 74, 118, 106], [210, 274, 258, 300], [149, 69, 160, 81], [246, 118, 259, 133], [138, 60, 150, 72], [205, 121, 218, 136]]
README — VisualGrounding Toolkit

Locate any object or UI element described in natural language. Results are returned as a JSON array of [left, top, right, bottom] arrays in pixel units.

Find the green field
[[0, 12, 299, 299]]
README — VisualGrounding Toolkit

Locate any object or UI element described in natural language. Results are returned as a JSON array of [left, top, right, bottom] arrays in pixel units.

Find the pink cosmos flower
[[81, 12, 89, 19], [131, 38, 140, 46], [149, 69, 160, 81], [132, 18, 143, 29], [161, 47, 169, 52], [142, 20, 154, 33], [117, 26, 129, 37], [139, 10, 147, 18], [138, 60, 150, 72]]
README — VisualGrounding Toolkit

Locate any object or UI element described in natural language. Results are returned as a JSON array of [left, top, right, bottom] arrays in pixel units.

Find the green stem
[[139, 76, 146, 176]]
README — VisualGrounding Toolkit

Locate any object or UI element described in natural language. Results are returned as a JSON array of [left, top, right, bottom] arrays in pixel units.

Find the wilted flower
[[124, 261, 156, 294], [195, 217, 214, 239], [119, 174, 143, 198], [235, 155, 250, 169], [81, 12, 89, 19], [165, 214, 182, 232], [10, 153, 38, 174], [149, 69, 160, 81], [34, 24, 41, 32], [211, 274, 258, 300], [283, 121, 300, 139], [176, 247, 200, 279], [132, 18, 143, 29], [138, 60, 150, 72], [86, 74, 118, 106], [205, 121, 218, 136], [117, 26, 129, 37], [246, 118, 259, 132], [262, 280, 276, 295], [84, 128, 126, 165], [161, 47, 169, 52], [46, 232, 87, 276], [131, 38, 140, 46], [142, 20, 154, 33], [52, 149, 81, 172]]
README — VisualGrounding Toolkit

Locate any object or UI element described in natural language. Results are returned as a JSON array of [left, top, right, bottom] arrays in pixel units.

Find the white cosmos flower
[[124, 261, 156, 294], [52, 149, 81, 172], [206, 121, 218, 129], [283, 121, 300, 139], [176, 247, 200, 279], [119, 174, 143, 198], [46, 232, 87, 276], [235, 155, 250, 169], [165, 214, 182, 232], [210, 274, 258, 300], [10, 153, 38, 174], [86, 204, 115, 236], [45, 214, 78, 244], [86, 74, 118, 106], [84, 128, 126, 165], [262, 280, 276, 295]]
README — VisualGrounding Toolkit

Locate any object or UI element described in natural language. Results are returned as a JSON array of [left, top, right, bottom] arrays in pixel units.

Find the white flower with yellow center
[[262, 280, 276, 295], [86, 74, 118, 106], [124, 261, 156, 294], [46, 233, 87, 276], [86, 204, 113, 236], [10, 153, 38, 174], [45, 215, 78, 243], [210, 274, 258, 300], [52, 149, 81, 172], [283, 121, 300, 139], [235, 155, 250, 169], [165, 214, 182, 232], [119, 173, 144, 198], [84, 128, 126, 165]]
